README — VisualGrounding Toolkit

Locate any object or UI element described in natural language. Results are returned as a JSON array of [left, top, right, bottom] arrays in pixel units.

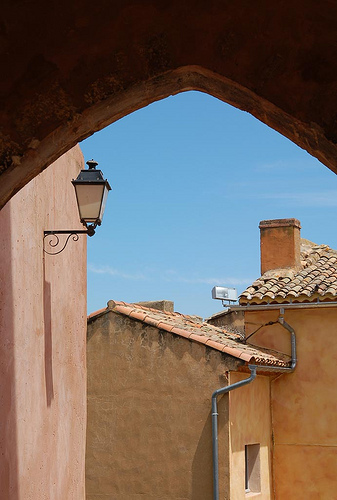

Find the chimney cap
[[259, 218, 301, 230]]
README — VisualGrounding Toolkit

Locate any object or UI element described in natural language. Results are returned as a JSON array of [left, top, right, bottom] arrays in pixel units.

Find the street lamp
[[72, 159, 111, 236], [44, 159, 111, 255]]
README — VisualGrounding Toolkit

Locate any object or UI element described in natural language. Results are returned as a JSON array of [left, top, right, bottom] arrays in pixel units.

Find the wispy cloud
[[88, 264, 148, 281], [260, 190, 337, 207], [253, 158, 321, 173], [163, 270, 253, 286], [88, 264, 253, 286], [254, 160, 289, 172]]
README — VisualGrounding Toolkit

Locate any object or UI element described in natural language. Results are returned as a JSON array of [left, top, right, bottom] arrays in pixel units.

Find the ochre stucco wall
[[229, 373, 273, 500], [0, 146, 87, 499], [86, 311, 241, 500], [245, 308, 337, 500]]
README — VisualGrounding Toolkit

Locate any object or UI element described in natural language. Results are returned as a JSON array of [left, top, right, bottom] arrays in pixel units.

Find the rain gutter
[[229, 301, 337, 311]]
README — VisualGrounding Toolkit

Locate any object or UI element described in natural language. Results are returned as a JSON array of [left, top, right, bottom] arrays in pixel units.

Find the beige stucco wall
[[86, 311, 241, 500], [245, 308, 337, 499], [0, 146, 87, 499], [229, 373, 273, 500]]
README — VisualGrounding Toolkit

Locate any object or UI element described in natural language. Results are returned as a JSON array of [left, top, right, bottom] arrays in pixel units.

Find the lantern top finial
[[86, 159, 98, 170]]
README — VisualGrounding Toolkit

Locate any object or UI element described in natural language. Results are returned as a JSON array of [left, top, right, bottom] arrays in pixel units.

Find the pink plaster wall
[[0, 146, 87, 499]]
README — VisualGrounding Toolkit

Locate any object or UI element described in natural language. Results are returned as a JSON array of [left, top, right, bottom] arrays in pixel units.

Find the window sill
[[245, 493, 261, 498]]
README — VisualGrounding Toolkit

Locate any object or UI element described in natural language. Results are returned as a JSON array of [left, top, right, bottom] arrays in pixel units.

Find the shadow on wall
[[43, 270, 54, 407], [0, 205, 19, 499], [192, 396, 228, 500]]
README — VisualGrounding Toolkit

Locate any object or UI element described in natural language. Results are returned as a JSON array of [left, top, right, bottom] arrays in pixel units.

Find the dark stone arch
[[1, 0, 337, 207]]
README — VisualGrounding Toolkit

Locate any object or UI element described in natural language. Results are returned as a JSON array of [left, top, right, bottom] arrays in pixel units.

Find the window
[[245, 444, 261, 494]]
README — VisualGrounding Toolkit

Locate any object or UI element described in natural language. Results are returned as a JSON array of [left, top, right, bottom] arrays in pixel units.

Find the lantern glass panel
[[99, 185, 109, 221], [75, 184, 105, 223]]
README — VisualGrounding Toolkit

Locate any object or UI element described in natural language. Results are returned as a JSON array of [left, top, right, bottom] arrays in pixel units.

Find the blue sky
[[80, 91, 337, 319]]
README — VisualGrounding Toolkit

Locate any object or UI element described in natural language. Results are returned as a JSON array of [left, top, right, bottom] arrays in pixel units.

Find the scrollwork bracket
[[43, 229, 90, 255]]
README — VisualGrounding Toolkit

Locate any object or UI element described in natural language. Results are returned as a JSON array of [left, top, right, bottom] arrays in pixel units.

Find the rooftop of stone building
[[88, 299, 291, 369], [240, 238, 337, 305]]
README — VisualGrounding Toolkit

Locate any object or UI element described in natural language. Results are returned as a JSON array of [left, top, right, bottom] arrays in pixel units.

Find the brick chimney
[[259, 219, 301, 274]]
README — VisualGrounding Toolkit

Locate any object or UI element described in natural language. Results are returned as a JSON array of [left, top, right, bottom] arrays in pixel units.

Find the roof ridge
[[87, 299, 291, 369], [241, 237, 337, 304]]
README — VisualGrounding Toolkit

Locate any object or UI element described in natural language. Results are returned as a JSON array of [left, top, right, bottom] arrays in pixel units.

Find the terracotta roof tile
[[240, 239, 337, 304], [189, 333, 208, 344], [205, 339, 225, 350], [129, 310, 148, 321], [171, 327, 192, 339], [87, 307, 107, 320], [88, 299, 290, 369], [156, 321, 175, 332]]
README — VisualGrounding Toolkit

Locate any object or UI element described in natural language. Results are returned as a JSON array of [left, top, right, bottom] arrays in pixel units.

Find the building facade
[[239, 219, 337, 499], [86, 300, 288, 499], [87, 219, 337, 499], [0, 146, 87, 500]]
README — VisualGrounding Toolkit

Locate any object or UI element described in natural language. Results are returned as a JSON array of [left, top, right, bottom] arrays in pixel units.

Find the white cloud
[[260, 190, 337, 207], [88, 263, 147, 281], [88, 264, 253, 287], [253, 157, 321, 173], [163, 270, 252, 286], [254, 160, 288, 172]]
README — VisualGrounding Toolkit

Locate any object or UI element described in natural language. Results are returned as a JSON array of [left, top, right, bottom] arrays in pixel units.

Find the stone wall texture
[[1, 1, 337, 207], [86, 311, 241, 500], [0, 146, 87, 499]]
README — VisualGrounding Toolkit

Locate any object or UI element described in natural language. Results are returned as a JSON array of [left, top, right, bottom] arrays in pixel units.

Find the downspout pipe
[[211, 312, 297, 499], [212, 364, 257, 500], [278, 315, 297, 371], [245, 310, 297, 373]]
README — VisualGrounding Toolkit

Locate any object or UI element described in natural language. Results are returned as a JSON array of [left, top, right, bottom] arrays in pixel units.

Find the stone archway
[[1, 1, 337, 208], [1, 4, 337, 499]]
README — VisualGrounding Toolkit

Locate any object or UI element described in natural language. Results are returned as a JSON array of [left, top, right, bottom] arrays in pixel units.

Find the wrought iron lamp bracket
[[43, 223, 97, 255]]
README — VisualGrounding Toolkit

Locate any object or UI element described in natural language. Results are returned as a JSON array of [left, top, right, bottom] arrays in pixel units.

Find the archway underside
[[1, 0, 337, 208]]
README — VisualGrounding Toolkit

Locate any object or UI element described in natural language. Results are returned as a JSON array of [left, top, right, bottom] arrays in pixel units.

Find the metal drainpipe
[[211, 311, 297, 499], [245, 309, 297, 373], [212, 364, 257, 500], [278, 314, 297, 371]]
